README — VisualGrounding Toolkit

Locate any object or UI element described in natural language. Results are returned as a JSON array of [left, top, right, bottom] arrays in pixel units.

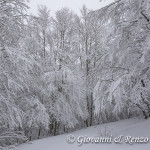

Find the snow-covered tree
[[93, 0, 150, 121]]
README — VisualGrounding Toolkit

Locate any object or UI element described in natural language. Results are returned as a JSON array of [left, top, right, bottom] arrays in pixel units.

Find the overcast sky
[[29, 0, 114, 16]]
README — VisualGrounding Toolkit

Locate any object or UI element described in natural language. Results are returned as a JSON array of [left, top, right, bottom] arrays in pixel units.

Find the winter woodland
[[1, 0, 150, 147]]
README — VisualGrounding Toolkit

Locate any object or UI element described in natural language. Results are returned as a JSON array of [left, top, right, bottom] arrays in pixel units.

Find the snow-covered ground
[[13, 118, 150, 150]]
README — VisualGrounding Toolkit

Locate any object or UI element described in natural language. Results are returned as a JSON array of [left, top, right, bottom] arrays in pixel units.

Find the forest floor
[[9, 118, 150, 150]]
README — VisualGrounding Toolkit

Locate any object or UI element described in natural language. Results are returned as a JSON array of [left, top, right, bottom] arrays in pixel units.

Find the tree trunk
[[43, 30, 46, 58], [38, 126, 41, 139], [54, 121, 57, 136], [90, 93, 93, 126]]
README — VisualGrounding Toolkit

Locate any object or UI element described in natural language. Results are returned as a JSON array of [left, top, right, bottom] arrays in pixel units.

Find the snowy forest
[[1, 0, 150, 148]]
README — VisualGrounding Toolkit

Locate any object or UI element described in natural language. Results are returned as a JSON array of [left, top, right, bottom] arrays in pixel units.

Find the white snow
[[11, 118, 150, 150]]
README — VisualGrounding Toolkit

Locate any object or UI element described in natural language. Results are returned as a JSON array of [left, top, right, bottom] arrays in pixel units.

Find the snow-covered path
[[16, 118, 150, 150]]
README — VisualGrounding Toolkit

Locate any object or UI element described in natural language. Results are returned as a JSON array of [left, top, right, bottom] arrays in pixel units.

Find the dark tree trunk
[[54, 121, 57, 136], [38, 126, 41, 139], [90, 93, 93, 126]]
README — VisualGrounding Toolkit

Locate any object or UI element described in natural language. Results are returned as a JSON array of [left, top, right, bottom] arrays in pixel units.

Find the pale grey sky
[[29, 0, 114, 16]]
